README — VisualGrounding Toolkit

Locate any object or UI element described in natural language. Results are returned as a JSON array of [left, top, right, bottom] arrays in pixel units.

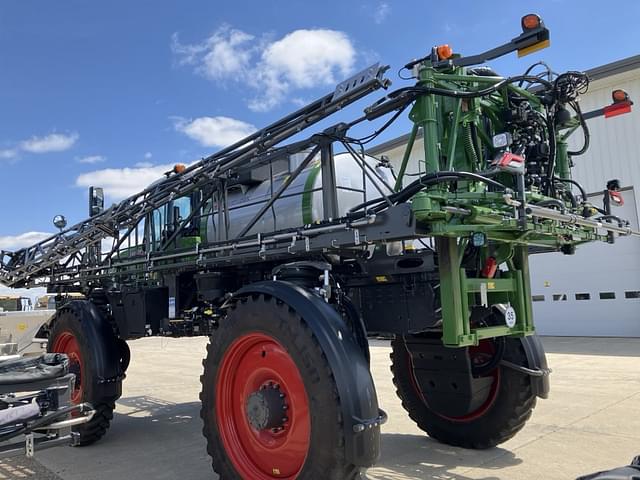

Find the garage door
[[529, 188, 640, 337]]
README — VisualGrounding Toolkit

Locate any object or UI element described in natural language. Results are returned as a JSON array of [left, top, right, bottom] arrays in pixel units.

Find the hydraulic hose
[[348, 171, 508, 214], [365, 75, 553, 121], [553, 177, 588, 202], [463, 124, 479, 166]]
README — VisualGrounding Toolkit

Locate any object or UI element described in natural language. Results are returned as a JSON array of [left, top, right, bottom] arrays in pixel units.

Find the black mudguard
[[233, 281, 382, 467], [520, 334, 551, 399], [57, 300, 123, 400]]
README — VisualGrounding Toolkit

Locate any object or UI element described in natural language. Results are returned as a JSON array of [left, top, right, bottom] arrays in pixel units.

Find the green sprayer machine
[[0, 14, 637, 479]]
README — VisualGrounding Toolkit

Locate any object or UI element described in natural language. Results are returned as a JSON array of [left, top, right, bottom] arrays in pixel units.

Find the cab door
[[146, 191, 202, 253]]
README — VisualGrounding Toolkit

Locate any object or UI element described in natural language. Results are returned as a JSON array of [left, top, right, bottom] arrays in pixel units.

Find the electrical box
[[108, 287, 168, 339]]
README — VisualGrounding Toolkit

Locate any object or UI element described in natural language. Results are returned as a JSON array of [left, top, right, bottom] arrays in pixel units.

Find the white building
[[368, 56, 640, 337]]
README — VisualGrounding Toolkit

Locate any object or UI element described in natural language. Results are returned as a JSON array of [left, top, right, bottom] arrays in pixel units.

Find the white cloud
[[172, 27, 356, 111], [77, 154, 106, 164], [250, 29, 355, 111], [0, 231, 49, 300], [0, 231, 51, 300], [373, 2, 391, 24], [0, 231, 51, 251], [75, 163, 174, 201], [0, 149, 17, 160], [174, 116, 255, 147], [144, 151, 153, 160], [21, 132, 78, 153], [173, 26, 256, 80], [134, 161, 154, 168]]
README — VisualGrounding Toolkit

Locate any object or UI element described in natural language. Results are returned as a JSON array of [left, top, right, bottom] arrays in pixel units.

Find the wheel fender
[[520, 335, 550, 399], [56, 300, 123, 399], [232, 281, 381, 467]]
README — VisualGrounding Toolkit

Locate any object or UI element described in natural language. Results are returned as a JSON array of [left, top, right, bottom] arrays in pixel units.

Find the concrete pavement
[[12, 337, 640, 479]]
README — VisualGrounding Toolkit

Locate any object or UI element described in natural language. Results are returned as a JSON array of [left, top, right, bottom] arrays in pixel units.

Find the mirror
[[89, 187, 104, 217], [53, 215, 67, 230]]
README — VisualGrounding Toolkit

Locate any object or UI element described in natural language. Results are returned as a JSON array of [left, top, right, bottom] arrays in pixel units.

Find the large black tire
[[48, 304, 122, 446], [200, 294, 361, 480], [390, 335, 537, 449]]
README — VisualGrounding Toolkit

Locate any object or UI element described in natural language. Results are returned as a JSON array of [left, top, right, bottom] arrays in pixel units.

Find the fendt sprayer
[[1, 14, 638, 479]]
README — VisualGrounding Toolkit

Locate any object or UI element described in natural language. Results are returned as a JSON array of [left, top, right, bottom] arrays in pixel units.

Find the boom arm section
[[0, 65, 390, 289]]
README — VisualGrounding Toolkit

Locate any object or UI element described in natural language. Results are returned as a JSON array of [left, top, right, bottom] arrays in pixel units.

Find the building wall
[[530, 69, 640, 336], [529, 188, 640, 336], [568, 69, 640, 219]]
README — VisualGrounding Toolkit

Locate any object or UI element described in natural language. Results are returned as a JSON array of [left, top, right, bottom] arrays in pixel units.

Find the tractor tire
[[117, 338, 131, 373], [390, 335, 537, 449], [48, 303, 123, 446], [200, 294, 361, 480]]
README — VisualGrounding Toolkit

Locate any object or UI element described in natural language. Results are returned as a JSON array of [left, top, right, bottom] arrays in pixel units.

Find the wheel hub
[[245, 383, 288, 431], [215, 332, 311, 479]]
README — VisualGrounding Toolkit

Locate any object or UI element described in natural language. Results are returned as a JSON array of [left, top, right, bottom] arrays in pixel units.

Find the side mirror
[[89, 187, 104, 217], [53, 215, 67, 231]]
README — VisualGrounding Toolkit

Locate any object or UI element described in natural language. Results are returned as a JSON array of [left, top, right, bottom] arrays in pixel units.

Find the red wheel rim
[[52, 331, 83, 404], [408, 339, 501, 423], [215, 333, 311, 479]]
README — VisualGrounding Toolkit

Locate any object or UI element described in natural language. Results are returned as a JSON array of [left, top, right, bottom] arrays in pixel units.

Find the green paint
[[401, 60, 610, 346], [301, 162, 321, 224], [394, 124, 418, 191]]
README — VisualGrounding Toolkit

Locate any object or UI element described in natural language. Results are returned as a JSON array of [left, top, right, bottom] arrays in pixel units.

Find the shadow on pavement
[[37, 397, 213, 480], [366, 433, 520, 480], [39, 396, 524, 480]]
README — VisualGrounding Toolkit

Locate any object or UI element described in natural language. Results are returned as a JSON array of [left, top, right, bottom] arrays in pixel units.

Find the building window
[[575, 293, 591, 301], [625, 291, 640, 299], [552, 294, 567, 301], [599, 292, 616, 300], [532, 295, 545, 302]]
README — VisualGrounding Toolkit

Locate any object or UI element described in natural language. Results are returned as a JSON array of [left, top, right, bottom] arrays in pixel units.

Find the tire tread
[[390, 336, 537, 449]]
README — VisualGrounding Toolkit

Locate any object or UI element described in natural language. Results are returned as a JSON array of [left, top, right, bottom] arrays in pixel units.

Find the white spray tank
[[206, 152, 394, 241]]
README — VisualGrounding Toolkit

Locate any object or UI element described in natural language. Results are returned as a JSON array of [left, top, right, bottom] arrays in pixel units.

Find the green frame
[[396, 61, 599, 346]]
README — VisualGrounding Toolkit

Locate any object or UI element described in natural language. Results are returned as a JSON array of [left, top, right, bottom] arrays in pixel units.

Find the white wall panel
[[569, 71, 640, 220]]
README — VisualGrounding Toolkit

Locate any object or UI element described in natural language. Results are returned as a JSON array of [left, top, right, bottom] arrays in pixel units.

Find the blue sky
[[1, 0, 639, 253]]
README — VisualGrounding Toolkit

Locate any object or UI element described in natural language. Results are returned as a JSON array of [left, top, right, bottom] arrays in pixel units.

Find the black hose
[[348, 171, 507, 213], [567, 101, 590, 156], [463, 124, 479, 166], [406, 74, 553, 99], [366, 74, 554, 121], [554, 176, 588, 202], [598, 215, 626, 226], [545, 114, 557, 195], [472, 337, 506, 376], [518, 61, 555, 87], [563, 190, 577, 209]]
